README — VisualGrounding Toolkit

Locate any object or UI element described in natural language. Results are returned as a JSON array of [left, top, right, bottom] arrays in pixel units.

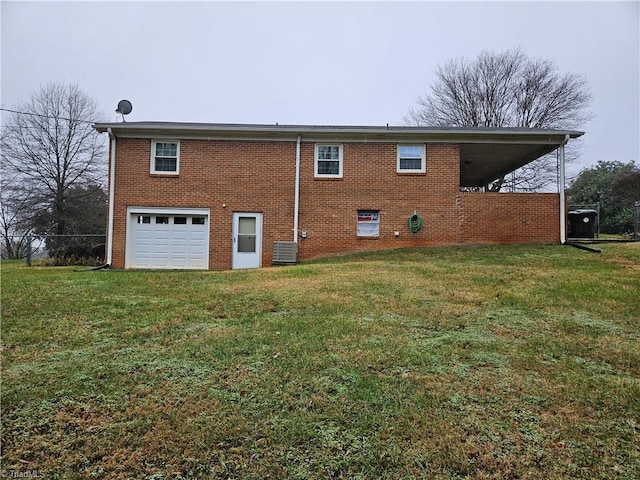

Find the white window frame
[[397, 144, 426, 173], [357, 210, 380, 237], [151, 140, 180, 175], [314, 144, 343, 178]]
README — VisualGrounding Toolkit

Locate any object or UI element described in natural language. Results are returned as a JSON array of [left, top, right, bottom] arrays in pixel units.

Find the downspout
[[106, 128, 116, 266], [293, 135, 301, 243], [558, 134, 569, 244]]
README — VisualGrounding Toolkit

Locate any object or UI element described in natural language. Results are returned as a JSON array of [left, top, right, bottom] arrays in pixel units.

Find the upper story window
[[151, 140, 180, 174], [315, 144, 343, 178], [397, 145, 426, 173]]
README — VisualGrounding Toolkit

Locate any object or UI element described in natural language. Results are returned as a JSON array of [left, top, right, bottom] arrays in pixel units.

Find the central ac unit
[[273, 241, 298, 265]]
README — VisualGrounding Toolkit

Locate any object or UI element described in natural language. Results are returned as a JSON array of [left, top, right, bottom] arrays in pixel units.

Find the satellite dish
[[115, 99, 133, 116]]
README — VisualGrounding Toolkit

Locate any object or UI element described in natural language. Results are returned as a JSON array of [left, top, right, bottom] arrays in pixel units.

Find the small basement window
[[397, 145, 426, 173], [151, 140, 180, 174], [357, 210, 380, 237]]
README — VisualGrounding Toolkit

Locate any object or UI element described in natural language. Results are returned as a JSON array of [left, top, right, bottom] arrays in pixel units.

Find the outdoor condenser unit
[[273, 241, 298, 265]]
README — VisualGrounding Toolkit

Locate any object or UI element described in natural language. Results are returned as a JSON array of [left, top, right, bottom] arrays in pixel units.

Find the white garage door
[[127, 209, 209, 269]]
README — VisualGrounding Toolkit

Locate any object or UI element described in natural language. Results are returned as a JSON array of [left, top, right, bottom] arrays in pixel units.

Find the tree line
[[567, 161, 639, 234]]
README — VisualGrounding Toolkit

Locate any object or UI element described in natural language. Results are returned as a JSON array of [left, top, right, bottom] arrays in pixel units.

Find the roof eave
[[93, 122, 584, 144]]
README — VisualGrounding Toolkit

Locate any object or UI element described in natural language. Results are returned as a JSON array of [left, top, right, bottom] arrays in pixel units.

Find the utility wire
[[0, 108, 96, 125]]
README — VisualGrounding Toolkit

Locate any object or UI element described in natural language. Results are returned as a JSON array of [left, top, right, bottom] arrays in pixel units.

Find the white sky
[[1, 0, 639, 177]]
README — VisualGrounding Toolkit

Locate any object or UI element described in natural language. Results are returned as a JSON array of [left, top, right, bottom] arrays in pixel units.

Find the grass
[[1, 243, 639, 479]]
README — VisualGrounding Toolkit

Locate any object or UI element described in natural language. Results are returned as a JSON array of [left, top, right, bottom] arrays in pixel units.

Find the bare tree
[[1, 82, 106, 237], [0, 171, 37, 259], [406, 48, 592, 191]]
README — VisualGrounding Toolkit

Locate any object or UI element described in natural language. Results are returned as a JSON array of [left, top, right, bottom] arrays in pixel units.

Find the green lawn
[[2, 244, 639, 479]]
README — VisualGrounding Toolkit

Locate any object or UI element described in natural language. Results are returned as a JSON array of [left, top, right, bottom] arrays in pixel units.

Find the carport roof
[[94, 122, 584, 188]]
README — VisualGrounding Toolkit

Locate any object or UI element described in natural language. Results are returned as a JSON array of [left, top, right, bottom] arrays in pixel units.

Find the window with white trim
[[397, 145, 426, 173], [357, 210, 380, 237], [151, 140, 180, 174], [315, 144, 343, 178]]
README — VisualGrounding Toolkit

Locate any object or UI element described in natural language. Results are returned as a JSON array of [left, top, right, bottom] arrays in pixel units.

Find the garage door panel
[[128, 212, 209, 269], [154, 231, 171, 241]]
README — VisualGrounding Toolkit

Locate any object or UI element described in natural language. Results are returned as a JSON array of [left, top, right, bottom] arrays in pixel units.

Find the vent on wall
[[273, 241, 298, 265]]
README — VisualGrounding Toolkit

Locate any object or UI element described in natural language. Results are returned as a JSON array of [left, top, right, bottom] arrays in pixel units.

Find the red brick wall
[[110, 138, 296, 269], [298, 143, 461, 260], [108, 137, 561, 269], [459, 192, 560, 245]]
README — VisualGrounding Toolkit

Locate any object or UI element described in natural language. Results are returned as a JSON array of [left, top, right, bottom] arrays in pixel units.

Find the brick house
[[93, 122, 583, 270]]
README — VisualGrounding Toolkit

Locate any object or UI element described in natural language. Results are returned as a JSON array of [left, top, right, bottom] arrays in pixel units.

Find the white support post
[[558, 135, 569, 244]]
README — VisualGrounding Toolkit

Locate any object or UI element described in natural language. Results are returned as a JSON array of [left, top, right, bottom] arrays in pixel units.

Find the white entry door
[[232, 213, 262, 269]]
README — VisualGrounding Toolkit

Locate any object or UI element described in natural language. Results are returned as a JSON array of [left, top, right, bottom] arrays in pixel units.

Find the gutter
[[293, 135, 301, 243], [558, 134, 570, 244], [106, 128, 116, 266]]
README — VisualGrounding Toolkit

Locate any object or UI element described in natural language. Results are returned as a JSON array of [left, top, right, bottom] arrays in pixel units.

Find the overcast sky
[[2, 1, 638, 177]]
